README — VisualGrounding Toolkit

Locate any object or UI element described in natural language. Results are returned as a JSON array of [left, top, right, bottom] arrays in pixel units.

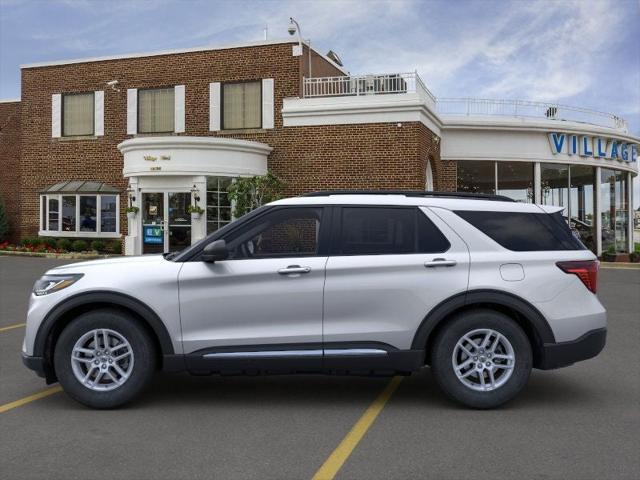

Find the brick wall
[[14, 41, 441, 240], [0, 101, 21, 242]]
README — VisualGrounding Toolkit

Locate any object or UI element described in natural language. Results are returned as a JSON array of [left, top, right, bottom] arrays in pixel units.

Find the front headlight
[[33, 274, 83, 296]]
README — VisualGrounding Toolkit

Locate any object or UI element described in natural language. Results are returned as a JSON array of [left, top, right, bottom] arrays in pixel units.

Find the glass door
[[168, 192, 191, 252], [142, 192, 165, 254]]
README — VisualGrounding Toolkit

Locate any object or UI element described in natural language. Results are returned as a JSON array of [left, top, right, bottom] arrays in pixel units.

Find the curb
[[600, 262, 640, 270], [0, 250, 121, 260]]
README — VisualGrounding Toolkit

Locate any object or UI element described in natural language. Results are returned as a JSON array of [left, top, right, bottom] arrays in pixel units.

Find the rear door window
[[336, 207, 450, 255], [454, 210, 585, 251]]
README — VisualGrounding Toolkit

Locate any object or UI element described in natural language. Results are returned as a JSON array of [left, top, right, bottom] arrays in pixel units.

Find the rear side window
[[337, 207, 450, 255], [455, 210, 585, 251]]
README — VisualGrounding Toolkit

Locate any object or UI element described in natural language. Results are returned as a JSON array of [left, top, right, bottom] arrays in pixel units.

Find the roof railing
[[302, 190, 515, 202]]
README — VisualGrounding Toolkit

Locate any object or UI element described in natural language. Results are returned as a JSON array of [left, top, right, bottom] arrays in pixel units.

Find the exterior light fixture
[[191, 184, 201, 203], [126, 186, 136, 205]]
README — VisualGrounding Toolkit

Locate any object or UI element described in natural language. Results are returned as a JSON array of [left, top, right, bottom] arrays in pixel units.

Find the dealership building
[[0, 39, 637, 256]]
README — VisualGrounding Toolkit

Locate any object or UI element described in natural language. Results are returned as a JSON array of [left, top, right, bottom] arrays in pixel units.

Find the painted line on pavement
[[0, 322, 26, 333], [0, 386, 63, 414], [312, 376, 403, 480]]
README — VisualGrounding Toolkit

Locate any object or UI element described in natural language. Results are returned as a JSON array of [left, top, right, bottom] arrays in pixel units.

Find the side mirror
[[201, 239, 229, 263]]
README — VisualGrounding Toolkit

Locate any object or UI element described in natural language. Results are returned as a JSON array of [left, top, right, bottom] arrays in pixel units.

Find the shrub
[[90, 240, 106, 252], [21, 237, 34, 247], [57, 238, 73, 251], [71, 240, 88, 252], [37, 237, 57, 249], [108, 239, 122, 254], [0, 197, 8, 241]]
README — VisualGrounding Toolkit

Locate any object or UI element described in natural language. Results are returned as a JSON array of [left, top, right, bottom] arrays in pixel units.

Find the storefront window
[[541, 163, 569, 217], [569, 165, 596, 252], [62, 196, 76, 232], [497, 162, 534, 203], [601, 169, 629, 253], [100, 195, 118, 233], [39, 193, 119, 237], [206, 176, 234, 234], [457, 161, 495, 195]]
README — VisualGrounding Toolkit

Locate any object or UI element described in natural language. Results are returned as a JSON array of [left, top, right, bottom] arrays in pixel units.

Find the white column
[[94, 91, 104, 136], [628, 171, 633, 254], [209, 83, 221, 131], [534, 162, 541, 204], [174, 85, 186, 133], [191, 175, 208, 245], [595, 167, 602, 257], [124, 177, 141, 256], [51, 94, 62, 138]]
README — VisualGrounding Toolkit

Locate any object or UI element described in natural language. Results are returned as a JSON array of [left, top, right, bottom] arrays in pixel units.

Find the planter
[[127, 212, 137, 221], [191, 212, 203, 221], [630, 253, 640, 263], [603, 253, 631, 262]]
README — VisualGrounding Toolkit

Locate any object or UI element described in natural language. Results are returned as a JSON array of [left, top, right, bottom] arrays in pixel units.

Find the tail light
[[556, 260, 599, 294]]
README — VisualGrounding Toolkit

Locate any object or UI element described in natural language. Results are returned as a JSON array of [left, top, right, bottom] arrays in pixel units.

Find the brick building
[[0, 38, 637, 255]]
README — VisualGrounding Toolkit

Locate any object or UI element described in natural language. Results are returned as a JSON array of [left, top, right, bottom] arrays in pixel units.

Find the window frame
[[39, 193, 121, 238], [329, 205, 451, 256], [136, 86, 176, 134], [221, 206, 328, 260], [221, 80, 263, 130], [61, 91, 95, 137]]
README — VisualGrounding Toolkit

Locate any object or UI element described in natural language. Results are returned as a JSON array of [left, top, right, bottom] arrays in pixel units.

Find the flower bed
[[0, 237, 122, 255]]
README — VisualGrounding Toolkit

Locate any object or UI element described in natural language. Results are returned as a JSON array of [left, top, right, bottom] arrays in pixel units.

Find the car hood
[[48, 254, 168, 273]]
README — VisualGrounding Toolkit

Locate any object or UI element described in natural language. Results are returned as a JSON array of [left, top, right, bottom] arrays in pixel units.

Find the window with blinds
[[222, 81, 261, 130], [62, 92, 94, 136], [138, 88, 175, 133]]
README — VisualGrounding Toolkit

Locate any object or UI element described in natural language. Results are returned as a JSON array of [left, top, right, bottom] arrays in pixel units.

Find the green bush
[[71, 240, 88, 252], [57, 238, 73, 251], [90, 240, 106, 252], [21, 237, 36, 247], [0, 197, 8, 241], [108, 239, 122, 254], [37, 237, 57, 249]]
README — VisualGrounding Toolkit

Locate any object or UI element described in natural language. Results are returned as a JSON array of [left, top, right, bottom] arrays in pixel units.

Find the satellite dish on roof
[[326, 50, 343, 67]]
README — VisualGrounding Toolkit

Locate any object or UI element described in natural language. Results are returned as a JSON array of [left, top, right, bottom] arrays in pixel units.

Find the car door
[[323, 205, 470, 354], [178, 206, 329, 370]]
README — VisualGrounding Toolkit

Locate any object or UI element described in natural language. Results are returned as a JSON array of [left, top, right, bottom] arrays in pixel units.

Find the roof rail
[[301, 190, 515, 202]]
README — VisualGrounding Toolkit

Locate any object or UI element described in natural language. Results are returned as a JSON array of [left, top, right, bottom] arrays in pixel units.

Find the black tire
[[53, 309, 157, 409], [430, 309, 532, 409]]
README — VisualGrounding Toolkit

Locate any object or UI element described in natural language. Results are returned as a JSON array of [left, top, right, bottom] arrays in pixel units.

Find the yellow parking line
[[312, 376, 403, 480], [0, 322, 26, 333], [0, 386, 63, 414]]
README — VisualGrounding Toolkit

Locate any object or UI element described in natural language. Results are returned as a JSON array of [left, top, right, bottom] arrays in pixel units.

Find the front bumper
[[22, 353, 46, 377], [21, 353, 57, 383], [538, 327, 606, 370]]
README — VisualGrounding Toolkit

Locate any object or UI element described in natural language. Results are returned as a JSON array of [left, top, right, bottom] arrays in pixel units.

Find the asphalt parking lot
[[0, 255, 638, 480]]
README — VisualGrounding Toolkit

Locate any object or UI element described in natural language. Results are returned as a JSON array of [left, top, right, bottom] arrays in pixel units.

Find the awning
[[41, 181, 120, 194]]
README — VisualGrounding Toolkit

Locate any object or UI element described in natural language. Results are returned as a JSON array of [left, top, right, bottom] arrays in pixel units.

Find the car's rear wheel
[[430, 309, 532, 409], [53, 309, 156, 409]]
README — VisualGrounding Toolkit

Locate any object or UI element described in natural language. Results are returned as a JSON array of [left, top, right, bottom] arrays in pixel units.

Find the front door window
[[141, 192, 191, 254], [168, 192, 191, 252]]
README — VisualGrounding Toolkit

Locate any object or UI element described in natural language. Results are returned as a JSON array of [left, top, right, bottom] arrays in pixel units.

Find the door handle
[[278, 265, 312, 275], [424, 258, 457, 268]]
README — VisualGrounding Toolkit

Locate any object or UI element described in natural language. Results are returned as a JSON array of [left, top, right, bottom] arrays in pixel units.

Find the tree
[[226, 172, 286, 219], [0, 197, 9, 242]]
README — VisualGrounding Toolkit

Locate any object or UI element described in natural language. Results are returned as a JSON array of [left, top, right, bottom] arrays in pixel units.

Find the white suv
[[22, 192, 607, 409]]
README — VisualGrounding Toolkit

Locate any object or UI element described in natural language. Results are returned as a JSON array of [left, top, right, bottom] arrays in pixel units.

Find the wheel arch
[[412, 290, 555, 369], [34, 291, 175, 382]]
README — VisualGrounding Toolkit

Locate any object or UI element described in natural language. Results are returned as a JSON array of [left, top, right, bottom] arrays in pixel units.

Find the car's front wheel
[[53, 309, 156, 409], [430, 309, 532, 409]]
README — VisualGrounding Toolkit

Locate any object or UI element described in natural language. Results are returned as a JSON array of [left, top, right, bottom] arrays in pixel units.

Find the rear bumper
[[538, 327, 606, 370]]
